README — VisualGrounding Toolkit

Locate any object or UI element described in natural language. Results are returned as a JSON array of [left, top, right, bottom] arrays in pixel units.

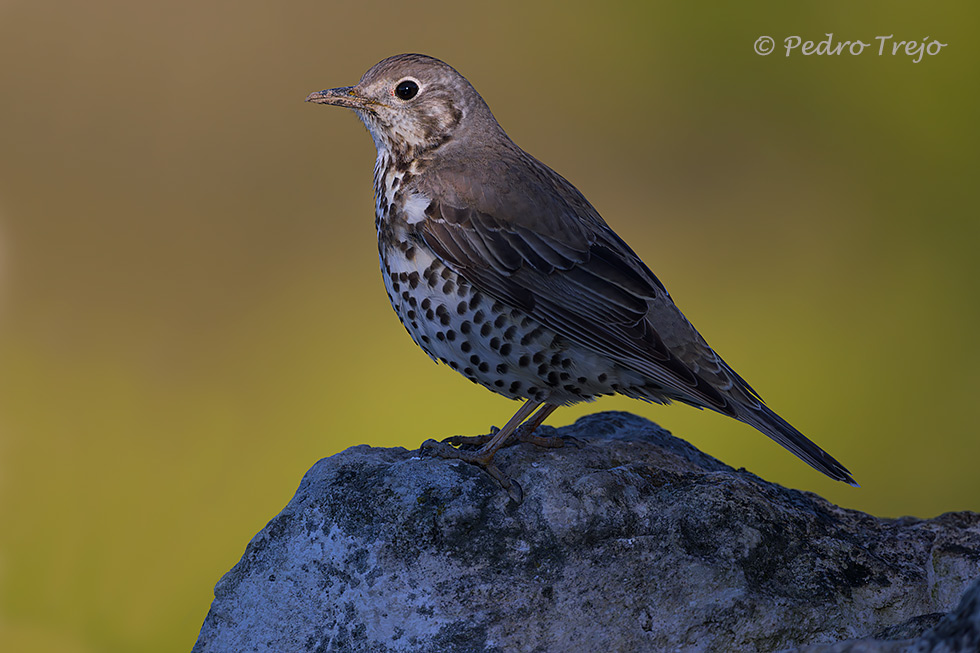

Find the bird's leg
[[508, 403, 561, 448]]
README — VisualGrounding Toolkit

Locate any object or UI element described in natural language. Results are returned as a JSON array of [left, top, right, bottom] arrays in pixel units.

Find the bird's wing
[[415, 152, 739, 416]]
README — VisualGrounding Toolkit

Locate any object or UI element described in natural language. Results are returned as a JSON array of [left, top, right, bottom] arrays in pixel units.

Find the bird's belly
[[380, 242, 630, 405]]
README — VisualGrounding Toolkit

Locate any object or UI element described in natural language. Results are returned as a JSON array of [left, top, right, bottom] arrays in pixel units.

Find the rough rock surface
[[194, 412, 980, 652]]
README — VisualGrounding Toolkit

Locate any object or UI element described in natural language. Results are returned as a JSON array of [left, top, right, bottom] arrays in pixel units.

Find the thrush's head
[[307, 54, 501, 159]]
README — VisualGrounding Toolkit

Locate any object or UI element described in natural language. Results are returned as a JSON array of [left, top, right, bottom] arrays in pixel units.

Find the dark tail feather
[[739, 404, 858, 486]]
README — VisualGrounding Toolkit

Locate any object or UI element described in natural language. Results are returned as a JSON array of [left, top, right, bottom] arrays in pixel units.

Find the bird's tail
[[737, 403, 858, 486]]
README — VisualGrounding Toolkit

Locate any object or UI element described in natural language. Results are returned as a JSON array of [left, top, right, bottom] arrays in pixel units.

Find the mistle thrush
[[307, 54, 857, 495]]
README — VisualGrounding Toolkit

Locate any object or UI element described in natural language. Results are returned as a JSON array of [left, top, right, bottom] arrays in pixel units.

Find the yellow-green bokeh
[[1, 1, 977, 651]]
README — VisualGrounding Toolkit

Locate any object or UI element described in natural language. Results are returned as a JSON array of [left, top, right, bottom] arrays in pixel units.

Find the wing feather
[[419, 194, 736, 415]]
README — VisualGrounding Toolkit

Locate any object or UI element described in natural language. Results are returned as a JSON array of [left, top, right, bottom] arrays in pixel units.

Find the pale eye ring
[[394, 79, 419, 100]]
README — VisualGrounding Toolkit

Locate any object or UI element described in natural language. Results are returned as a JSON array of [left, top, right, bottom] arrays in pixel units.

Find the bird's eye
[[395, 79, 419, 101]]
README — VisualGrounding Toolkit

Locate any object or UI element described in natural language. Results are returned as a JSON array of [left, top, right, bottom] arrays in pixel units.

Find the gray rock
[[912, 575, 980, 652], [789, 577, 980, 653], [194, 412, 980, 652]]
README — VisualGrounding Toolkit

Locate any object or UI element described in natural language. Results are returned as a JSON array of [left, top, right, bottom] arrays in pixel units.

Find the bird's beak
[[305, 86, 374, 110]]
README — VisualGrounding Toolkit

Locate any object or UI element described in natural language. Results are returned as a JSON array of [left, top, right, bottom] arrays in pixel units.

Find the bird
[[306, 53, 857, 496]]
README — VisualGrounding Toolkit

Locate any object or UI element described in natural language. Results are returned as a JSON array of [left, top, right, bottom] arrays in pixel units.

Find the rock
[[193, 412, 980, 652], [789, 577, 980, 653], [912, 575, 980, 652]]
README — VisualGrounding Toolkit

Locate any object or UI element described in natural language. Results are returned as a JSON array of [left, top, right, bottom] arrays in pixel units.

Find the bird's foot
[[440, 426, 499, 449], [441, 423, 567, 450], [510, 424, 567, 450], [420, 438, 523, 504]]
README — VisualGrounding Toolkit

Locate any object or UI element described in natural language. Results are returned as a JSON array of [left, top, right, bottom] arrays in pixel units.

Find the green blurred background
[[1, 1, 977, 650]]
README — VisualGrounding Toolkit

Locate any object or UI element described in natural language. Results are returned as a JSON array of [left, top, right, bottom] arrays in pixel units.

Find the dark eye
[[395, 79, 419, 100]]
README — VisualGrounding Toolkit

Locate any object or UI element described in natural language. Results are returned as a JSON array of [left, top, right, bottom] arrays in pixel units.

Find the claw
[[420, 438, 467, 460], [484, 464, 523, 504]]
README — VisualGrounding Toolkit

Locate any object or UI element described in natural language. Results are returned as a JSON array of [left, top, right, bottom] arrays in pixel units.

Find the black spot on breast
[[493, 314, 507, 328], [460, 321, 472, 335], [489, 337, 501, 350], [435, 304, 451, 326], [509, 381, 522, 393], [478, 362, 489, 373], [499, 343, 512, 356], [480, 323, 492, 337], [520, 330, 538, 346], [461, 341, 472, 353], [473, 310, 485, 324], [518, 355, 530, 367], [407, 271, 420, 288], [496, 364, 508, 374], [456, 301, 467, 315], [446, 330, 456, 341]]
